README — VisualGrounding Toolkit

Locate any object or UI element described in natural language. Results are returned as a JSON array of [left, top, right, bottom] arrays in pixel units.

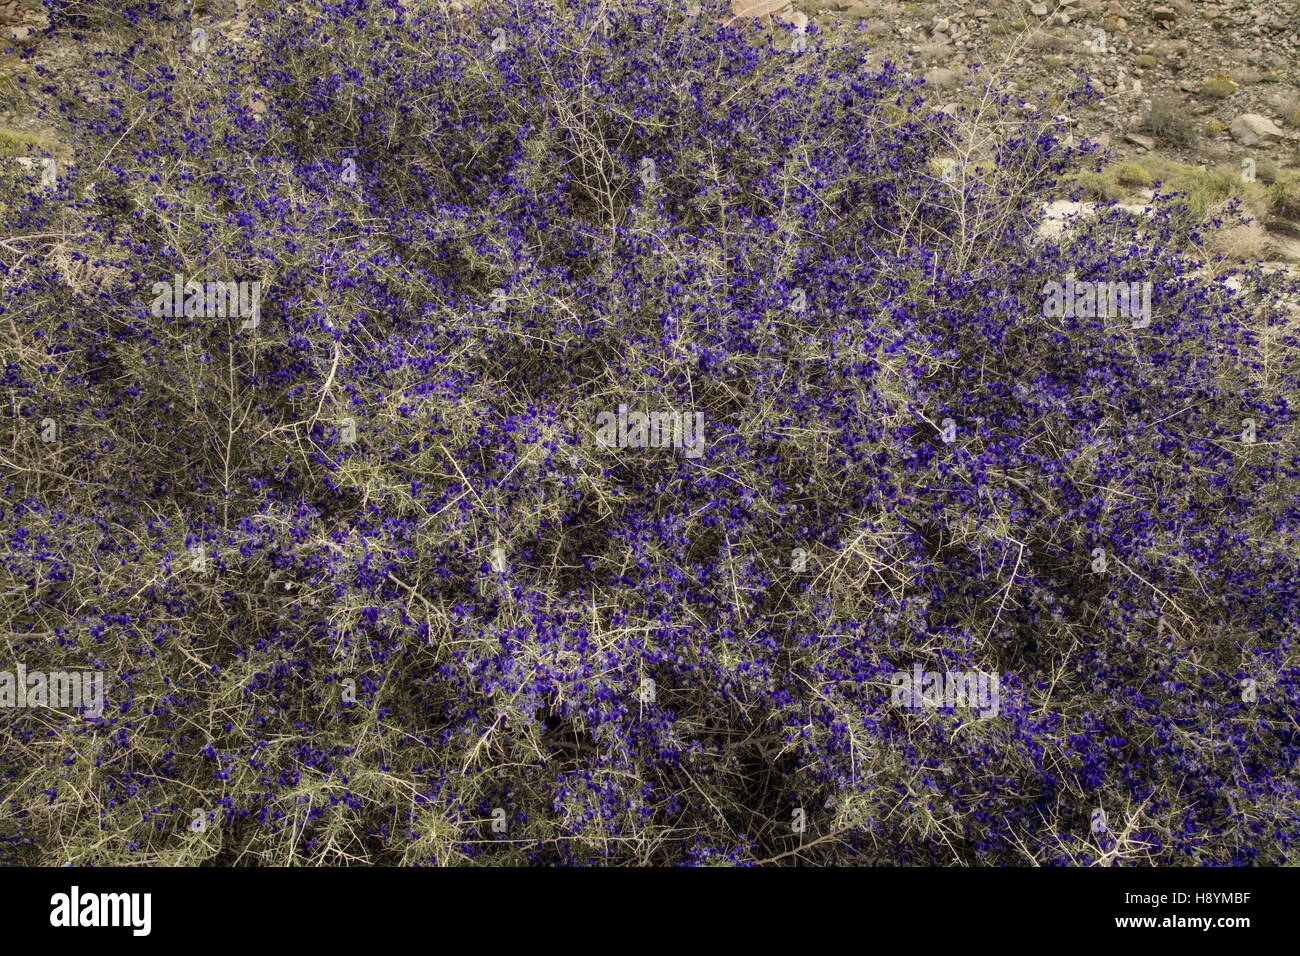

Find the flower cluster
[[1, 0, 1297, 865]]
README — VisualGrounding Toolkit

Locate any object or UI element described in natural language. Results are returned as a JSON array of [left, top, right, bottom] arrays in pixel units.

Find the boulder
[[1230, 113, 1284, 146]]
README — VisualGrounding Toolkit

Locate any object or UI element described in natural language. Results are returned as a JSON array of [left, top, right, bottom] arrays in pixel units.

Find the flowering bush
[[2, 0, 1298, 865]]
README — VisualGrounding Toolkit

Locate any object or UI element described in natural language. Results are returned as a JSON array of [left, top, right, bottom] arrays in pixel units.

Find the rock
[[1264, 91, 1293, 110], [1030, 2, 1048, 15], [1116, 201, 1156, 217], [730, 0, 785, 16], [1043, 200, 1090, 219], [924, 67, 959, 90], [920, 41, 953, 62], [1039, 200, 1092, 239], [1229, 113, 1284, 146], [1124, 132, 1156, 150], [1151, 6, 1176, 21]]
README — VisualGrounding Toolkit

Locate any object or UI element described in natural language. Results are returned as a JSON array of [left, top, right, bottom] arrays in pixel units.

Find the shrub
[[1276, 96, 1300, 129], [1270, 169, 1300, 220], [1209, 221, 1269, 260], [0, 127, 60, 157], [1144, 95, 1198, 148], [1133, 155, 1272, 220], [40, 0, 172, 31], [1113, 163, 1153, 188], [1, 0, 1298, 867], [1073, 169, 1127, 203], [1199, 76, 1238, 100]]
